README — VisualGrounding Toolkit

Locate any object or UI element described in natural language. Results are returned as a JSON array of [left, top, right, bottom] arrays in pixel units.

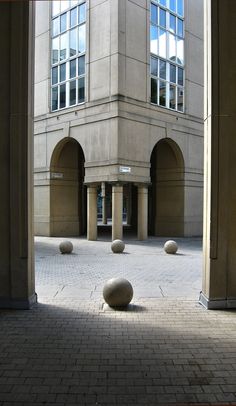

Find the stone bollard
[[164, 240, 178, 254], [103, 278, 133, 307], [59, 240, 73, 254], [111, 239, 125, 253]]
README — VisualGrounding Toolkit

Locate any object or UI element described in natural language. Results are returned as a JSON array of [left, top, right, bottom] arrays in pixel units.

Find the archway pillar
[[0, 2, 36, 309], [112, 184, 123, 241], [200, 0, 236, 309], [87, 185, 97, 241], [126, 184, 132, 226], [137, 185, 148, 240], [101, 182, 107, 225]]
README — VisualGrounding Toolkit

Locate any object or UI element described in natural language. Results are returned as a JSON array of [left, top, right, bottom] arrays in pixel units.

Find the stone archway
[[149, 138, 184, 236], [50, 138, 86, 236]]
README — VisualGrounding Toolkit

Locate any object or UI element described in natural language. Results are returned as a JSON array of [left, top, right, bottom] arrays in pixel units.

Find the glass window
[[79, 3, 86, 24], [159, 81, 166, 106], [159, 29, 166, 58], [70, 28, 77, 56], [70, 8, 77, 27], [151, 57, 158, 76], [61, 1, 69, 12], [70, 59, 76, 78], [150, 25, 158, 55], [177, 87, 184, 111], [52, 1, 60, 17], [78, 24, 86, 53], [159, 8, 166, 28], [178, 67, 183, 85], [70, 80, 76, 105], [52, 87, 58, 110], [52, 17, 59, 37], [170, 14, 176, 34], [78, 55, 85, 76], [52, 37, 59, 64], [71, 0, 79, 6], [169, 84, 176, 109], [78, 77, 85, 103], [170, 64, 176, 83], [52, 67, 58, 85], [60, 32, 67, 61], [170, 0, 176, 13], [60, 84, 66, 108], [60, 63, 66, 82], [159, 60, 166, 79], [51, 1, 86, 111], [151, 78, 157, 104], [177, 18, 183, 37], [177, 37, 184, 64], [177, 0, 184, 16], [60, 13, 67, 32], [169, 33, 176, 61], [150, 0, 184, 112], [151, 4, 157, 24]]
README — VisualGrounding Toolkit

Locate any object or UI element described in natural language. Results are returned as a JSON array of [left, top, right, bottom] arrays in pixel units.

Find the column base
[[0, 293, 37, 310], [199, 292, 236, 309]]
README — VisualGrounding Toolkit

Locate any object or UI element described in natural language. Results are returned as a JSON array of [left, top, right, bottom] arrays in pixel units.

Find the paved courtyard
[[1, 235, 236, 405], [35, 234, 202, 301]]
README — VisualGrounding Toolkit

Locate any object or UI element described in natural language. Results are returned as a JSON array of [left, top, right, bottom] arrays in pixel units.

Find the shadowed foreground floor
[[0, 299, 236, 405]]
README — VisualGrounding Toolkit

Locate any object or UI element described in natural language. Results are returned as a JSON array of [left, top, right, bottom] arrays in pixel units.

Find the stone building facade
[[34, 0, 204, 241]]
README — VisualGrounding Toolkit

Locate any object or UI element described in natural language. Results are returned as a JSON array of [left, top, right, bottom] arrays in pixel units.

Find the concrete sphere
[[164, 240, 178, 254], [111, 239, 125, 253], [103, 277, 133, 307], [59, 240, 73, 254]]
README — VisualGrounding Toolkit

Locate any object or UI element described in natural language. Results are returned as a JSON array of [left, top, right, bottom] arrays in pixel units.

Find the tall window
[[51, 0, 86, 111], [150, 0, 184, 112]]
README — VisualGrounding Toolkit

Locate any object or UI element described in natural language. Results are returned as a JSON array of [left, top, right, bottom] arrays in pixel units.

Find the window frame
[[150, 0, 185, 113], [51, 0, 86, 112]]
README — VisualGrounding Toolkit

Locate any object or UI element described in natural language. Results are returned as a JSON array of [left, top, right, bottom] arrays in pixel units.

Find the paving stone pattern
[[0, 236, 236, 405], [35, 236, 202, 301]]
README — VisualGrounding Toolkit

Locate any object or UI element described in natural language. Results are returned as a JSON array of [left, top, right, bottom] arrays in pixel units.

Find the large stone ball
[[111, 239, 125, 253], [59, 240, 73, 254], [103, 278, 133, 307], [164, 240, 178, 254]]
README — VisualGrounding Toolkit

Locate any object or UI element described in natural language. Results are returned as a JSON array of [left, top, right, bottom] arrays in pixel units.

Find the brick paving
[[35, 235, 202, 301], [0, 235, 236, 405]]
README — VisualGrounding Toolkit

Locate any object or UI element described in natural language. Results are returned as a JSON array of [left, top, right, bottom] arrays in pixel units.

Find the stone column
[[126, 184, 132, 225], [112, 185, 123, 241], [0, 2, 36, 309], [199, 0, 236, 309], [137, 185, 148, 240], [87, 186, 97, 241], [101, 182, 107, 225]]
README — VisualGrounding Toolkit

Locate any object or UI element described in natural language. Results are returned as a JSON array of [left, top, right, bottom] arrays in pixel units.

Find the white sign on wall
[[51, 172, 63, 179], [119, 166, 131, 174]]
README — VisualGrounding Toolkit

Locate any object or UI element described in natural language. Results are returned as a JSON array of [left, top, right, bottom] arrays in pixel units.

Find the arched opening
[[50, 138, 86, 236], [149, 138, 184, 236]]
